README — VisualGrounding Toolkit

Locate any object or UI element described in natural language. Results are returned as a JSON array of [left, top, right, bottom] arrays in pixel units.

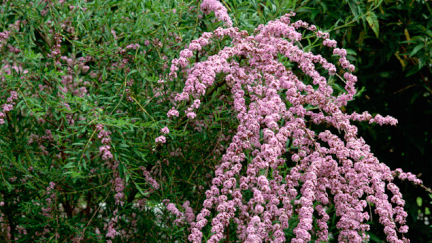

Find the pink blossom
[[161, 126, 170, 134], [167, 108, 180, 117], [155, 135, 166, 143], [158, 9, 419, 243]]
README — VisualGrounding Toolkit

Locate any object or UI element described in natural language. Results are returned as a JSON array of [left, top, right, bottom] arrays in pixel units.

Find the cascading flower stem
[[159, 3, 425, 242]]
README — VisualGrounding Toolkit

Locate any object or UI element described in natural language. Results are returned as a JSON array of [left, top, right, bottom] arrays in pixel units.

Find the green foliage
[[0, 0, 431, 242]]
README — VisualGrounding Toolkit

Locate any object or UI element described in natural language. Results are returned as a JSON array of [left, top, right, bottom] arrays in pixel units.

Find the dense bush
[[0, 0, 430, 242]]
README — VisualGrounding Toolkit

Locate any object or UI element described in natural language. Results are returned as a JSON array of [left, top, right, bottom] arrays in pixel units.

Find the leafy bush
[[0, 0, 430, 242]]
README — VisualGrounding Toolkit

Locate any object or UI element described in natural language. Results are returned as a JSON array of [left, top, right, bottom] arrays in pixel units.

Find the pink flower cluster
[[155, 135, 166, 144], [105, 209, 120, 242], [200, 0, 233, 27], [0, 24, 24, 120], [0, 91, 18, 125], [113, 177, 125, 206], [166, 201, 196, 227], [96, 124, 113, 161], [41, 182, 56, 219], [141, 167, 160, 190], [392, 168, 422, 185], [162, 8, 422, 243]]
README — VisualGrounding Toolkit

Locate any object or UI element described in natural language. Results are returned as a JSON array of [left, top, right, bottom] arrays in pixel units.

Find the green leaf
[[119, 161, 125, 178], [133, 180, 149, 197], [345, 49, 357, 56], [366, 12, 379, 38], [319, 2, 327, 13], [409, 44, 424, 57], [347, 1, 359, 22], [417, 196, 423, 207], [127, 69, 138, 77], [374, 0, 384, 7], [419, 58, 426, 69], [358, 29, 366, 47], [354, 86, 366, 98], [367, 231, 384, 242], [406, 64, 420, 77], [63, 162, 75, 169], [251, 0, 258, 9], [125, 171, 130, 184]]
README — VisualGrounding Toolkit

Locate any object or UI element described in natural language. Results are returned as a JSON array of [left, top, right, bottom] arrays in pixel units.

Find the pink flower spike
[[161, 127, 170, 134], [155, 135, 166, 143]]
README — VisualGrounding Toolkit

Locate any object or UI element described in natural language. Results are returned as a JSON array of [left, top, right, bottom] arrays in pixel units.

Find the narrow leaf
[[406, 64, 420, 77], [409, 44, 424, 57], [366, 12, 379, 38]]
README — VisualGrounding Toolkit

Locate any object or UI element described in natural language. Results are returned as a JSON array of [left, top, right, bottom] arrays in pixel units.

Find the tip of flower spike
[[155, 135, 166, 143], [161, 127, 170, 134]]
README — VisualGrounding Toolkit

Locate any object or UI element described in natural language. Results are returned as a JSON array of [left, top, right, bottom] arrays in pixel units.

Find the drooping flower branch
[[200, 0, 233, 27], [162, 5, 424, 242]]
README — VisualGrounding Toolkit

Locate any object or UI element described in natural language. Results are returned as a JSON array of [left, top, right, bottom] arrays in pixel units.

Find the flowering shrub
[[0, 0, 430, 242], [162, 2, 429, 243]]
